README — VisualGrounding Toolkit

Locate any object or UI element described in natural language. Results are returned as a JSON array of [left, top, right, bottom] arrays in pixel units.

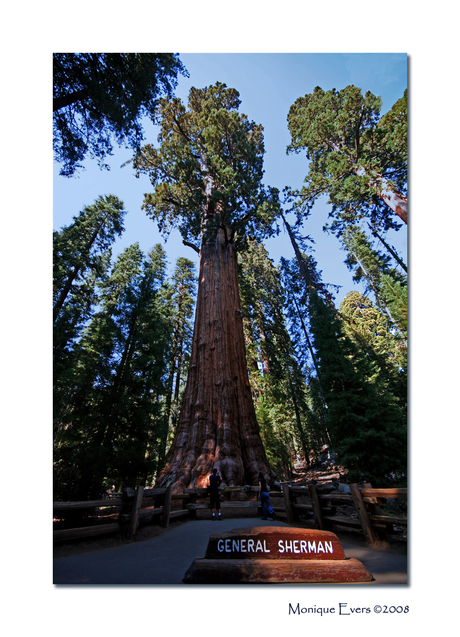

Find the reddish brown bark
[[378, 183, 407, 224], [355, 166, 407, 224], [155, 227, 272, 492]]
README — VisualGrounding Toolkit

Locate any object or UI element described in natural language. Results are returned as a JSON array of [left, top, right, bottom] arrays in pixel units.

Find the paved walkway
[[53, 517, 407, 585]]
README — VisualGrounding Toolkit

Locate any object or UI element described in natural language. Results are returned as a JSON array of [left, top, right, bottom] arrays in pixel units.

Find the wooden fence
[[53, 481, 407, 546], [283, 482, 407, 544], [53, 486, 185, 542]]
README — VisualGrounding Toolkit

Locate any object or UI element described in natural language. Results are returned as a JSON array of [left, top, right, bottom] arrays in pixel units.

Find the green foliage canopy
[[54, 243, 173, 499], [286, 85, 407, 234], [133, 82, 280, 249], [238, 241, 313, 476], [307, 289, 406, 484], [53, 53, 188, 176], [53, 194, 126, 360]]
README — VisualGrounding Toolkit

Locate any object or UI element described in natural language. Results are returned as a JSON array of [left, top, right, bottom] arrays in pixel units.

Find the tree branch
[[173, 115, 192, 143], [182, 240, 200, 254], [355, 105, 365, 162], [53, 88, 89, 112]]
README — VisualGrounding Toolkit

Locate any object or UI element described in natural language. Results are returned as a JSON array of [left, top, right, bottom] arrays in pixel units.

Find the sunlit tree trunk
[[155, 227, 272, 492], [136, 84, 276, 492], [355, 166, 407, 224]]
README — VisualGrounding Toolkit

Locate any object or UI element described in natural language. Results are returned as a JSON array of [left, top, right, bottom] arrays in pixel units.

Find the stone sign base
[[183, 526, 373, 584]]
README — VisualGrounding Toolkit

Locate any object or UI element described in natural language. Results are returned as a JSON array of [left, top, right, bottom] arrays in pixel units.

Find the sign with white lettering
[[183, 526, 374, 584], [204, 526, 345, 560]]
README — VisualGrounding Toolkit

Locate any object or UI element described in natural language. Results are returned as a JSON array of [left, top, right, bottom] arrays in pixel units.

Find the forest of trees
[[53, 54, 407, 500]]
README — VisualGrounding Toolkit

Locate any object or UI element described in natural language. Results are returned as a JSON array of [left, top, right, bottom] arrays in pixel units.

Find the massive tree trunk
[[155, 227, 272, 492]]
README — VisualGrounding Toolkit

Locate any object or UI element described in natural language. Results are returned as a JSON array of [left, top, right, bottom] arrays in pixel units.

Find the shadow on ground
[[53, 516, 407, 586]]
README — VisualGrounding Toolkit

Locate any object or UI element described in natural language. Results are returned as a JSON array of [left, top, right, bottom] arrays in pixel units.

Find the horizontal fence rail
[[283, 482, 407, 544], [53, 482, 407, 546]]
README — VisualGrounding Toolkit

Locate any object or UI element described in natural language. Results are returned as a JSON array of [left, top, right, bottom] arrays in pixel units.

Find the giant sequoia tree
[[286, 86, 407, 233], [133, 83, 279, 491]]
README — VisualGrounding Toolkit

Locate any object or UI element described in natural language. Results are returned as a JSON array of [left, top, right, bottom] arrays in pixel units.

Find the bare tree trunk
[[367, 223, 407, 272], [155, 228, 272, 492]]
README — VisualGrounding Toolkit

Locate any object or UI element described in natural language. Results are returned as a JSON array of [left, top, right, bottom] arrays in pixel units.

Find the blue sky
[[7, 0, 459, 623], [53, 53, 407, 307]]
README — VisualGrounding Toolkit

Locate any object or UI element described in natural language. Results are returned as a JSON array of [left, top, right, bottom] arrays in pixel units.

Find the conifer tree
[[54, 53, 188, 176], [53, 195, 126, 432], [53, 194, 126, 328], [162, 257, 197, 456], [133, 83, 280, 491], [286, 86, 407, 233], [238, 240, 313, 477], [339, 291, 407, 417], [54, 243, 171, 499], [307, 289, 406, 485], [279, 218, 406, 483], [279, 253, 333, 454]]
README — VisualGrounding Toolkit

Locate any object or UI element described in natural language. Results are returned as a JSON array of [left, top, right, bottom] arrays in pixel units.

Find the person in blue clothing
[[209, 468, 222, 520], [258, 471, 276, 521]]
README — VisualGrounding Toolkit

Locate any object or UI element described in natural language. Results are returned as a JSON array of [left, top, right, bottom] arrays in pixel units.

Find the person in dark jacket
[[209, 468, 222, 520], [258, 471, 276, 520]]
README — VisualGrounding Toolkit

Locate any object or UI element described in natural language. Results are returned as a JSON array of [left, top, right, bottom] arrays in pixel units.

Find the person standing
[[209, 468, 222, 520], [258, 471, 276, 521]]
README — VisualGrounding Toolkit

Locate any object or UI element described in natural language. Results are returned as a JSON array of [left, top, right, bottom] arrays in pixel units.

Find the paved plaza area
[[53, 517, 408, 586]]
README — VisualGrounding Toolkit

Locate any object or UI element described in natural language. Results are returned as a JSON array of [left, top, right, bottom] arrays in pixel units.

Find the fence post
[[308, 484, 325, 530], [161, 485, 173, 528], [349, 483, 378, 544], [283, 483, 295, 524], [363, 482, 383, 515], [128, 486, 144, 539]]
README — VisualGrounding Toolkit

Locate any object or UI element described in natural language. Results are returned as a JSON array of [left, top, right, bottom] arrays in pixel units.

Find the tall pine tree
[[238, 240, 313, 478], [54, 243, 171, 499], [280, 216, 406, 484], [307, 288, 406, 485], [162, 257, 197, 457]]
